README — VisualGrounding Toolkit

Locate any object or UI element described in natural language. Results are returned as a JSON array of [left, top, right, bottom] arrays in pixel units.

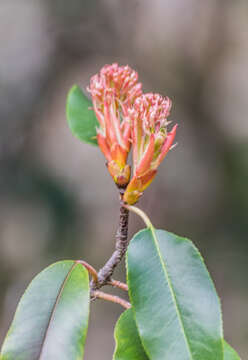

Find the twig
[[92, 202, 129, 289], [91, 290, 131, 309], [107, 279, 128, 292]]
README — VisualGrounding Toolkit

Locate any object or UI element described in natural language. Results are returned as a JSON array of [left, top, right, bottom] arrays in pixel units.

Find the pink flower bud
[[88, 63, 142, 187], [123, 93, 177, 204]]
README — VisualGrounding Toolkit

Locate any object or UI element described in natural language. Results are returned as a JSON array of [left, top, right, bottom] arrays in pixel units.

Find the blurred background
[[0, 0, 248, 358]]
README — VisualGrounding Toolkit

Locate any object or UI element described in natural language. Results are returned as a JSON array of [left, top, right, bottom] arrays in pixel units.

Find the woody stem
[[91, 199, 129, 290]]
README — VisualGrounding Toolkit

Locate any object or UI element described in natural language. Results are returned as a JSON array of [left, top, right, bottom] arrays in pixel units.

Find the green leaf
[[0, 260, 90, 360], [66, 85, 99, 145], [224, 341, 241, 360], [127, 228, 223, 360], [113, 308, 149, 360]]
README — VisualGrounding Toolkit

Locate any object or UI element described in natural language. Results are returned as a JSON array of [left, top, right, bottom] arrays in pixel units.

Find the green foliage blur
[[0, 0, 247, 358]]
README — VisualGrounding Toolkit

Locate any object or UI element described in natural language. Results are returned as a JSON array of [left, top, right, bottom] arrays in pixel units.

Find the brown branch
[[92, 201, 129, 289], [107, 279, 128, 291], [91, 290, 131, 309]]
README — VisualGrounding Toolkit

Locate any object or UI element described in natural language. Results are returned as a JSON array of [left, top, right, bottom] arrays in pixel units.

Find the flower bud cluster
[[88, 63, 177, 203]]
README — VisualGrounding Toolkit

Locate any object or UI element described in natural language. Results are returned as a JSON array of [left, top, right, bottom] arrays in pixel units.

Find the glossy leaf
[[0, 260, 90, 360], [113, 308, 149, 360], [66, 85, 99, 145], [127, 228, 223, 360], [224, 341, 241, 360]]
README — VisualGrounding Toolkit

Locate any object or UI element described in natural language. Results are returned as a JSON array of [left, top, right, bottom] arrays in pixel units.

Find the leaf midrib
[[149, 227, 194, 360], [38, 261, 77, 360]]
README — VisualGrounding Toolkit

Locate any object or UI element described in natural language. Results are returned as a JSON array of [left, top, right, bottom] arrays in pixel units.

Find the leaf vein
[[37, 261, 78, 360], [150, 227, 194, 360]]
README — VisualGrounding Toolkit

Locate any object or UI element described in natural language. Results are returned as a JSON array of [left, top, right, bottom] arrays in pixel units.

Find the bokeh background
[[0, 0, 248, 358]]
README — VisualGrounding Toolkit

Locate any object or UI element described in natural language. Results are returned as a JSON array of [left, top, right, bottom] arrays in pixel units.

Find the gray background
[[0, 0, 247, 358]]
